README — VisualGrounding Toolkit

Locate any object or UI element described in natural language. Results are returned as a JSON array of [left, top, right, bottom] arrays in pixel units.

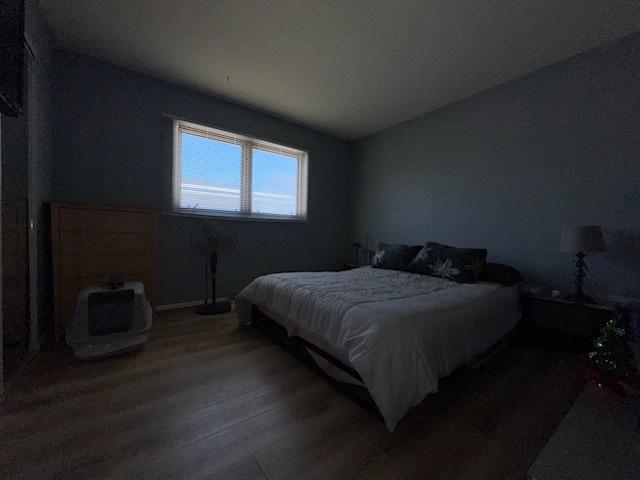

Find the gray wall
[[53, 50, 352, 305], [1, 113, 28, 202], [25, 0, 54, 343], [1, 0, 54, 345], [352, 33, 640, 302]]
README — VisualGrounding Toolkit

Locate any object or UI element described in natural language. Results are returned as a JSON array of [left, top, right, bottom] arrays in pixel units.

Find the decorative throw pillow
[[479, 263, 522, 286], [407, 242, 487, 283], [371, 243, 420, 271]]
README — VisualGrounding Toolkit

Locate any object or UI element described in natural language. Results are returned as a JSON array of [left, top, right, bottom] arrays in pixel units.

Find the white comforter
[[235, 267, 520, 431]]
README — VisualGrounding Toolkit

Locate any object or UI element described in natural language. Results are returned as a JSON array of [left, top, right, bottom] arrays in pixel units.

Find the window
[[172, 120, 308, 220]]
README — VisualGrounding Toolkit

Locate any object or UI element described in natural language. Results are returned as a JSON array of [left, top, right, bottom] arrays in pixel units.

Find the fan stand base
[[194, 300, 231, 315]]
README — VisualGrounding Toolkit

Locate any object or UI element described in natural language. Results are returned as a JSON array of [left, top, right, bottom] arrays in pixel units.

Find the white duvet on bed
[[235, 267, 520, 431]]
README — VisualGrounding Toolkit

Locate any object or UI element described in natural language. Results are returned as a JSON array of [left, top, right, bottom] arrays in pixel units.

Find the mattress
[[236, 267, 520, 431]]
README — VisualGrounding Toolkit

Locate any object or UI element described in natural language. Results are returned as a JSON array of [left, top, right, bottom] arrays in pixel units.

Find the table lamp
[[559, 226, 606, 304]]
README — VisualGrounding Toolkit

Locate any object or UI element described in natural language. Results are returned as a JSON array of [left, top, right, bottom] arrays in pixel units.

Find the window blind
[[172, 120, 308, 220]]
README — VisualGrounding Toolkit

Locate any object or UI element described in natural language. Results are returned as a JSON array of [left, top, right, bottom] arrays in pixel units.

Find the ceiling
[[39, 0, 640, 140]]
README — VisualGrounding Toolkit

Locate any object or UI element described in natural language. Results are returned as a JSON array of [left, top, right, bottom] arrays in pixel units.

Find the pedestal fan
[[189, 221, 237, 315]]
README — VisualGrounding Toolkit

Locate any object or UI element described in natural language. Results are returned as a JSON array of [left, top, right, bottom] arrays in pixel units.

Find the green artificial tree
[[588, 310, 636, 377]]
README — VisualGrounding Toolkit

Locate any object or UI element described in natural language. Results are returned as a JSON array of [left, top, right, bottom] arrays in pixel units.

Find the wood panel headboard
[[51, 203, 159, 337]]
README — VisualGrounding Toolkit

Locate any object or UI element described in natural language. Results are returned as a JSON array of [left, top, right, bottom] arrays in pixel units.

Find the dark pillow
[[480, 263, 521, 286], [408, 244, 423, 260], [371, 243, 420, 271], [407, 242, 487, 283]]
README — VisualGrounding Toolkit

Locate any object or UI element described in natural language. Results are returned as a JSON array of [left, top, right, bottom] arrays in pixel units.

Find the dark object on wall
[[0, 0, 25, 117], [408, 242, 487, 283], [371, 243, 421, 271], [480, 263, 522, 286], [559, 226, 607, 304], [189, 221, 237, 315]]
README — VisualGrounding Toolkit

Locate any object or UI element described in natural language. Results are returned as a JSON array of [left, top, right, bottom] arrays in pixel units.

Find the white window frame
[[172, 119, 308, 221]]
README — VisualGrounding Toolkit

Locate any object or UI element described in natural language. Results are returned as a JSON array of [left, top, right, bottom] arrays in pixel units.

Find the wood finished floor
[[1, 309, 585, 480], [2, 343, 29, 386]]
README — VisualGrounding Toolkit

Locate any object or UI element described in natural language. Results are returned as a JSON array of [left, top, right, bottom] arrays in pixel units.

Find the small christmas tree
[[588, 310, 636, 376]]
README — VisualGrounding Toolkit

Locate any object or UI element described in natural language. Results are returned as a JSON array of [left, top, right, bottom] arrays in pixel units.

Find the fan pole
[[191, 222, 236, 316], [194, 250, 231, 315], [209, 250, 217, 304]]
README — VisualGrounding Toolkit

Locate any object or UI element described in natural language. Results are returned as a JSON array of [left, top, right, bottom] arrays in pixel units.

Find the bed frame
[[250, 305, 516, 423], [250, 306, 383, 420]]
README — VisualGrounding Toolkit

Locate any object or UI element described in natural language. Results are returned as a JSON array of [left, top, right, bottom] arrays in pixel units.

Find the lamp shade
[[559, 226, 606, 254]]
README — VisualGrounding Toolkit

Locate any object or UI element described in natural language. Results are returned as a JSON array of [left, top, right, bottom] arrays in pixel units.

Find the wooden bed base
[[250, 306, 383, 421], [250, 306, 516, 425]]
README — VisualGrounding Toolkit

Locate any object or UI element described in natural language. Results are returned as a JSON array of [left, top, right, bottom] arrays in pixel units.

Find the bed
[[236, 266, 520, 431]]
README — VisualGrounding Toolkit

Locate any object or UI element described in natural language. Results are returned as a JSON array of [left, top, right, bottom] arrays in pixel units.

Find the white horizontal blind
[[172, 120, 308, 219]]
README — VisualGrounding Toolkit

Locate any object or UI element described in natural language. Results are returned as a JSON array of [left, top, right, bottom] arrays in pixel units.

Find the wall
[[1, 0, 54, 349], [25, 0, 54, 343], [352, 33, 640, 302], [53, 51, 352, 306], [1, 111, 28, 201]]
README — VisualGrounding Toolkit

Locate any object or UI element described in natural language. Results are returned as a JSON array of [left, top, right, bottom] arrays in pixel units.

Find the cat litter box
[[66, 281, 152, 359]]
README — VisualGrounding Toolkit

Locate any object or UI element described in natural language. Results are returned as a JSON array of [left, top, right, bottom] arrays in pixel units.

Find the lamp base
[[194, 300, 231, 315]]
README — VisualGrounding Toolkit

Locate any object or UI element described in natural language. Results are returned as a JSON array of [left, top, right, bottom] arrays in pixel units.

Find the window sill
[[162, 209, 308, 223]]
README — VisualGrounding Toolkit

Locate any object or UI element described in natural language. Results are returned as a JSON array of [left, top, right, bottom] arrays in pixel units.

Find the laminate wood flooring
[[0, 309, 584, 479]]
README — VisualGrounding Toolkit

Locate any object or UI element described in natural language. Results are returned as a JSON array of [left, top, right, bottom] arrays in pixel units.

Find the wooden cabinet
[[52, 203, 158, 337], [342, 263, 363, 270], [522, 294, 616, 351]]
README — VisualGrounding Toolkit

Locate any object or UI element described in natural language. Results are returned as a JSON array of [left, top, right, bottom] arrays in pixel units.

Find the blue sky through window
[[181, 132, 241, 187], [179, 131, 299, 215], [252, 148, 297, 215]]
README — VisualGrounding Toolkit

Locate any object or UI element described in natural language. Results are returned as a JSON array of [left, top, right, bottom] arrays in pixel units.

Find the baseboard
[[155, 297, 231, 312]]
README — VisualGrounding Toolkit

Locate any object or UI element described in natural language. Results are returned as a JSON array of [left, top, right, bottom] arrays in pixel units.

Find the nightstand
[[343, 263, 364, 270], [522, 295, 617, 351]]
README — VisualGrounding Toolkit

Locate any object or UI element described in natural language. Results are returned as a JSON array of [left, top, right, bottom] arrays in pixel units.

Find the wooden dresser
[[51, 203, 158, 337], [522, 294, 616, 351]]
